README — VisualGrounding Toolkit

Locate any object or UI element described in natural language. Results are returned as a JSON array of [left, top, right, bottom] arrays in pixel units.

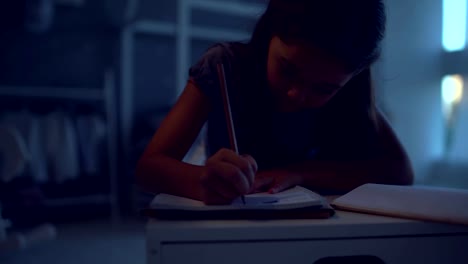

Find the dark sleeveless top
[[189, 42, 380, 171]]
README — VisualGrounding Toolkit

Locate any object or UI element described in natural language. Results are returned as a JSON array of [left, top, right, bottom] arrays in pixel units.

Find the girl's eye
[[280, 61, 296, 79]]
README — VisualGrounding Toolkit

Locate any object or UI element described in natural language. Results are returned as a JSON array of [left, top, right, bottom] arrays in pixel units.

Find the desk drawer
[[156, 235, 468, 264]]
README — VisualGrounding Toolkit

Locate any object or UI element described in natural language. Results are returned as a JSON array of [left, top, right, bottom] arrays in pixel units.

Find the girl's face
[[267, 36, 354, 112]]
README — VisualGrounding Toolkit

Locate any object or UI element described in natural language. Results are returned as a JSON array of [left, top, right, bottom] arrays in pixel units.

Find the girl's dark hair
[[249, 0, 386, 127]]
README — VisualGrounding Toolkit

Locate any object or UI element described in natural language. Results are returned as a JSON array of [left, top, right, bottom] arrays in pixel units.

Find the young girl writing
[[136, 0, 414, 204]]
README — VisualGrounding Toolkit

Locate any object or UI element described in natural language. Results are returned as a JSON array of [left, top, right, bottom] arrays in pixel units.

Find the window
[[442, 0, 467, 52], [441, 0, 467, 156]]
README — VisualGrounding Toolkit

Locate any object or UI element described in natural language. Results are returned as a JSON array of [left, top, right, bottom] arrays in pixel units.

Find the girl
[[136, 0, 414, 205]]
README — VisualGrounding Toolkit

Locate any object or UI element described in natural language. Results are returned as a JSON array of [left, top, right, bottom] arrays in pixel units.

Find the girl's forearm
[[136, 155, 205, 200], [282, 158, 414, 194]]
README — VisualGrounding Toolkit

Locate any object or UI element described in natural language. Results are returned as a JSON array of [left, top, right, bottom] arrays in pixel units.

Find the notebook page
[[151, 186, 323, 211], [152, 193, 206, 207]]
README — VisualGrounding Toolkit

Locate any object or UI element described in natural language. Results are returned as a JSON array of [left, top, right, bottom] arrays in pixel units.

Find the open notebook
[[143, 186, 335, 220], [332, 183, 468, 226]]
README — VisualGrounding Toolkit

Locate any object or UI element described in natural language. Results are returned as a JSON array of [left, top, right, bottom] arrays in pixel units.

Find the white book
[[332, 183, 468, 226]]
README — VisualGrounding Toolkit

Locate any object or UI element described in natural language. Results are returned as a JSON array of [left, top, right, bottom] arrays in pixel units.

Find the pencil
[[216, 63, 246, 205]]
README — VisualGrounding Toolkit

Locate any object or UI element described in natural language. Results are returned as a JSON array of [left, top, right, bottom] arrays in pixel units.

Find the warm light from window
[[442, 75, 464, 105], [443, 0, 467, 52], [442, 74, 464, 120]]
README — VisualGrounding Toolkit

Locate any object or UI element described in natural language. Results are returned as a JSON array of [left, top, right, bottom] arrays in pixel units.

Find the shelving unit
[[132, 20, 251, 41], [132, 21, 177, 36], [43, 194, 111, 207], [190, 0, 264, 17], [0, 70, 120, 222], [120, 0, 266, 159], [0, 86, 104, 101]]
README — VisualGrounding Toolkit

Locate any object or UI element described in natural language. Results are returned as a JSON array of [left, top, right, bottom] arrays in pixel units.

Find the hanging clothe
[[0, 125, 29, 182], [0, 110, 48, 183], [76, 114, 107, 176], [43, 111, 80, 183]]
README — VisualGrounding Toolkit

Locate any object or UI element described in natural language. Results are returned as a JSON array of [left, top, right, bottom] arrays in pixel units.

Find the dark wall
[[0, 0, 119, 88]]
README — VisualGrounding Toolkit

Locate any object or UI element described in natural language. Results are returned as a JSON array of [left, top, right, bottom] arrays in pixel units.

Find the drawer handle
[[314, 255, 385, 264]]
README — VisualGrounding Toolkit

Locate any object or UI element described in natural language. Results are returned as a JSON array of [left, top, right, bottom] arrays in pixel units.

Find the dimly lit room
[[1, 0, 467, 264]]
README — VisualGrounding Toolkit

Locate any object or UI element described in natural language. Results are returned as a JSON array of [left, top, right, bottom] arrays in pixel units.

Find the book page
[[332, 183, 468, 225]]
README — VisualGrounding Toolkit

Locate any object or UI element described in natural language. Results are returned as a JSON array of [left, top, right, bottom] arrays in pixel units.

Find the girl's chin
[[275, 99, 306, 112], [276, 98, 325, 112]]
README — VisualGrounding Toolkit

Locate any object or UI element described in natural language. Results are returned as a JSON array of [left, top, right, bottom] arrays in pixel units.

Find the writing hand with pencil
[[199, 63, 257, 205], [200, 149, 258, 205]]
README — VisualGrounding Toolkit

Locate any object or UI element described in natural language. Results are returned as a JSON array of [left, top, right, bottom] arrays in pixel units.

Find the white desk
[[146, 210, 468, 264]]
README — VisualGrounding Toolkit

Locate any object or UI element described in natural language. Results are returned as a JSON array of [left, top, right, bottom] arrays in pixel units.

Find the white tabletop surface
[[146, 209, 468, 242]]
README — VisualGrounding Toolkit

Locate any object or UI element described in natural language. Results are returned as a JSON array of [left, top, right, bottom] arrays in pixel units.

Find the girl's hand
[[251, 170, 303, 194], [200, 149, 258, 205]]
